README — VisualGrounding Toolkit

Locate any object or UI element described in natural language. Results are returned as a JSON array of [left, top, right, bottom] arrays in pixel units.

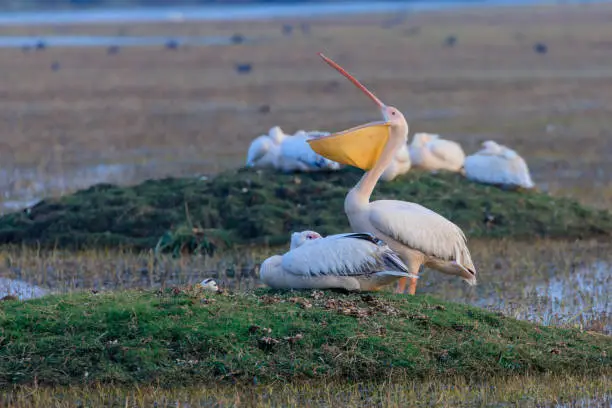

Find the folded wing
[[281, 232, 410, 277]]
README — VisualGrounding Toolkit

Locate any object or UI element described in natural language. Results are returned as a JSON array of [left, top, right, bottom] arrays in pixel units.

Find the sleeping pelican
[[464, 140, 535, 189], [409, 133, 465, 173], [260, 231, 417, 291], [268, 126, 287, 145], [246, 134, 280, 169], [307, 54, 476, 295], [277, 130, 342, 172], [381, 142, 412, 181], [246, 126, 287, 169]]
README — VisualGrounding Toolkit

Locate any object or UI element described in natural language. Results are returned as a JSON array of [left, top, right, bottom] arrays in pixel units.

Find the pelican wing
[[368, 200, 475, 271], [427, 139, 465, 168], [281, 232, 410, 278], [465, 154, 534, 188]]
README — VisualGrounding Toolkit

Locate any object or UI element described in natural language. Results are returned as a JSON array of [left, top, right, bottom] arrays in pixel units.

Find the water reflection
[[0, 277, 49, 300]]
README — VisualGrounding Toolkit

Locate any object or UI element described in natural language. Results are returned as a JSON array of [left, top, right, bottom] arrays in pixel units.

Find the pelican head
[[290, 230, 322, 250], [307, 53, 409, 171], [199, 278, 219, 292]]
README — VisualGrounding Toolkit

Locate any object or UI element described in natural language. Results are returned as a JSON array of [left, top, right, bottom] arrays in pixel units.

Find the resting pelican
[[260, 231, 417, 291], [381, 142, 412, 181], [307, 54, 477, 295], [277, 130, 342, 172], [245, 126, 288, 169], [409, 133, 466, 173], [246, 134, 280, 169], [464, 140, 535, 189]]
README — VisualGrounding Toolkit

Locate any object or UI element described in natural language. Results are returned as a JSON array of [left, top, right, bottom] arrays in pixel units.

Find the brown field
[[1, 2, 612, 211]]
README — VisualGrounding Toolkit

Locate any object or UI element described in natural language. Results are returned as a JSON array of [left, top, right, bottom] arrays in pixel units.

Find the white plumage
[[246, 127, 341, 172], [260, 231, 416, 291], [367, 200, 475, 280], [277, 130, 342, 172], [246, 135, 280, 169], [381, 142, 412, 181], [464, 140, 535, 189], [409, 133, 465, 173]]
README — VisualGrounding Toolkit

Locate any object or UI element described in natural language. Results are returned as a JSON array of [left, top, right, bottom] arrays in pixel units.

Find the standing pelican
[[409, 133, 465, 173], [307, 54, 476, 295], [381, 142, 412, 181], [260, 231, 416, 291], [464, 140, 535, 189]]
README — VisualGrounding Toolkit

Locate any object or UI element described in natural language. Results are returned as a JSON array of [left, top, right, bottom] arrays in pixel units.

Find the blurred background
[[1, 0, 611, 215]]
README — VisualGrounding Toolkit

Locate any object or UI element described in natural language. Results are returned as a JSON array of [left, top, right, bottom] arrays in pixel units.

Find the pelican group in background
[[260, 231, 417, 291], [307, 54, 477, 295], [464, 140, 535, 189], [246, 126, 286, 169], [409, 133, 465, 173], [381, 142, 412, 181], [277, 130, 342, 172]]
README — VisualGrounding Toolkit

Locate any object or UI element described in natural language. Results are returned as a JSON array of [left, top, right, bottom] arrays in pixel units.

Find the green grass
[[0, 168, 610, 253], [0, 287, 610, 387]]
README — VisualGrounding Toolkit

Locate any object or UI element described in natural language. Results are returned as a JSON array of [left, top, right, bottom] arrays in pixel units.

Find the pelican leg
[[407, 277, 418, 295], [395, 262, 422, 295], [395, 277, 408, 294]]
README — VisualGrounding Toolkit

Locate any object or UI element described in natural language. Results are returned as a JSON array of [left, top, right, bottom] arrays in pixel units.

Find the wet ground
[[1, 240, 610, 334]]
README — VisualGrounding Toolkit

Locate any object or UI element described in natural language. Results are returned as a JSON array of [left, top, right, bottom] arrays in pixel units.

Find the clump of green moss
[[0, 288, 609, 387], [0, 168, 610, 251]]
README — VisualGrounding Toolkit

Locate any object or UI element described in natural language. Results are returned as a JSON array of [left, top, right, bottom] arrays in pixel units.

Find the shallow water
[[0, 161, 211, 215], [0, 1, 589, 26], [0, 277, 48, 300], [0, 35, 241, 49]]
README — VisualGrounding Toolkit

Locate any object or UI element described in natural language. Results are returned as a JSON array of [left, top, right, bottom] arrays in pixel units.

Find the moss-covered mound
[[0, 288, 609, 386], [0, 168, 610, 251]]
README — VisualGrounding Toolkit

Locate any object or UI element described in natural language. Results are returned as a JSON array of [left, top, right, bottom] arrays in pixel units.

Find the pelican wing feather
[[427, 139, 466, 169], [368, 200, 475, 272], [281, 232, 411, 278]]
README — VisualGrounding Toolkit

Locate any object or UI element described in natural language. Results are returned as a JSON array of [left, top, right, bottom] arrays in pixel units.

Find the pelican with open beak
[[307, 53, 476, 295]]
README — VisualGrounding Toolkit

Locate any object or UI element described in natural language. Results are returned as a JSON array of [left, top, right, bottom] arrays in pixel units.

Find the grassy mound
[[0, 168, 610, 252], [0, 287, 609, 387]]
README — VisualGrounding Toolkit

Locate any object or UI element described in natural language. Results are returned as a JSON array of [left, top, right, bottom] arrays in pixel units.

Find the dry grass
[[1, 3, 612, 211], [2, 373, 611, 407]]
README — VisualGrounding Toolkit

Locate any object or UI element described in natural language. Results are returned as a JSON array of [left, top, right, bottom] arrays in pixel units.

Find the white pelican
[[246, 135, 280, 169], [381, 142, 412, 181], [268, 126, 287, 145], [307, 54, 477, 295], [260, 231, 417, 291], [409, 133, 465, 173], [464, 140, 535, 189], [277, 130, 342, 172], [289, 230, 322, 249]]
